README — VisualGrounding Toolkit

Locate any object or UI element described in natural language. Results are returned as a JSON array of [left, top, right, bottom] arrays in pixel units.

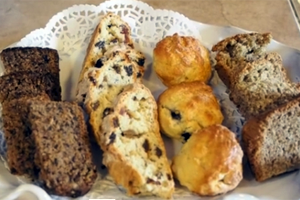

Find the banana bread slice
[[211, 32, 272, 89], [243, 96, 300, 182], [0, 71, 61, 102], [29, 101, 97, 197], [101, 83, 174, 199], [2, 95, 50, 178], [0, 47, 60, 75], [229, 53, 300, 119]]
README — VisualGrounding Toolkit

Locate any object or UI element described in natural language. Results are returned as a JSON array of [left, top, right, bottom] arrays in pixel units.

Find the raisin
[[111, 38, 118, 43], [103, 107, 113, 118], [155, 147, 162, 158], [137, 58, 145, 66], [170, 111, 181, 120], [120, 24, 129, 35], [137, 72, 142, 78], [142, 139, 150, 152], [92, 101, 100, 111], [112, 65, 121, 74], [167, 174, 172, 180], [88, 76, 97, 86], [124, 65, 133, 76], [113, 117, 119, 128], [95, 59, 103, 68], [95, 41, 105, 49], [181, 132, 191, 141], [109, 132, 116, 144], [146, 178, 161, 185]]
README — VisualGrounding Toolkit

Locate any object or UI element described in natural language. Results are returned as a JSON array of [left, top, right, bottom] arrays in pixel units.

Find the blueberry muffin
[[153, 33, 211, 87], [157, 81, 223, 142]]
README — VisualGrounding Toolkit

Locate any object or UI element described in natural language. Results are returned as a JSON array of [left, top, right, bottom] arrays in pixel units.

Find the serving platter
[[1, 0, 300, 199]]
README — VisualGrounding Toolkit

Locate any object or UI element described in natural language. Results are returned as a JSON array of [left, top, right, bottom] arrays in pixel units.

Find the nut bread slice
[[0, 47, 60, 75], [212, 32, 272, 88], [29, 101, 97, 197], [0, 71, 61, 103], [243, 96, 300, 182], [78, 12, 134, 83], [76, 51, 143, 146], [101, 83, 174, 199], [2, 95, 50, 178], [229, 53, 300, 119]]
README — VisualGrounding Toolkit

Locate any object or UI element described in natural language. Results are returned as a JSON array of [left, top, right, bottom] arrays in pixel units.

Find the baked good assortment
[[172, 125, 243, 196], [212, 32, 300, 182], [157, 81, 223, 142], [0, 47, 97, 197], [153, 33, 211, 87]]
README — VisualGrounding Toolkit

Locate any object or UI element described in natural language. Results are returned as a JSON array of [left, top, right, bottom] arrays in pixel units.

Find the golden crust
[[171, 125, 243, 196], [157, 81, 223, 142], [153, 33, 211, 87]]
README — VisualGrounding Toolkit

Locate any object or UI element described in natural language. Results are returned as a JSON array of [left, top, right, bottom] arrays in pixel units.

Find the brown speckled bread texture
[[2, 95, 50, 178], [0, 47, 60, 75], [242, 97, 300, 182], [78, 12, 134, 83], [28, 101, 97, 197], [76, 51, 143, 147], [101, 83, 174, 199], [229, 53, 300, 119], [0, 71, 61, 103], [211, 32, 272, 89]]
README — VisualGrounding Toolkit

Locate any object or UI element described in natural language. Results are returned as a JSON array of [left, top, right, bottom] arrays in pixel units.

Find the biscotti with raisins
[[0, 71, 61, 103], [101, 83, 174, 199], [28, 101, 97, 197]]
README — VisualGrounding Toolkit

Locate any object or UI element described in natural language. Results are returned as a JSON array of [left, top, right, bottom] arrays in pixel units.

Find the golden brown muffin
[[153, 33, 211, 87], [157, 81, 223, 142], [172, 125, 243, 196]]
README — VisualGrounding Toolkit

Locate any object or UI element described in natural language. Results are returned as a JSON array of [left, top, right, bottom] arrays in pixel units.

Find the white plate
[[1, 0, 300, 200]]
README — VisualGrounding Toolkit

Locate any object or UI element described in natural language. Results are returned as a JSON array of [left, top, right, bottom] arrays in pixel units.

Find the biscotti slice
[[2, 95, 50, 178], [28, 101, 97, 197], [243, 96, 300, 182], [229, 53, 300, 119], [0, 71, 61, 102], [211, 32, 272, 88], [0, 47, 60, 75], [78, 12, 134, 82], [101, 83, 174, 199], [76, 51, 143, 145]]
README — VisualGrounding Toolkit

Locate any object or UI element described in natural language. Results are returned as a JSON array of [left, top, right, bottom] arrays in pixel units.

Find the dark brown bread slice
[[0, 71, 61, 102], [211, 32, 272, 89], [229, 53, 300, 119], [29, 101, 97, 197], [2, 95, 50, 178], [243, 96, 300, 182], [0, 47, 60, 75]]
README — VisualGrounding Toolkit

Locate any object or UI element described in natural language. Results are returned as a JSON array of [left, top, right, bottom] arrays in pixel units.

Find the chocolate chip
[[181, 132, 191, 141], [95, 59, 103, 68], [155, 147, 162, 158], [108, 24, 112, 28], [54, 158, 58, 165], [70, 190, 82, 198], [101, 165, 106, 169], [133, 96, 137, 101], [137, 58, 145, 66], [43, 55, 50, 63], [137, 71, 142, 78], [142, 139, 150, 152], [88, 76, 97, 86], [113, 117, 119, 128], [111, 38, 118, 43], [98, 84, 103, 89], [124, 65, 133, 76], [146, 178, 161, 185], [109, 132, 116, 144], [95, 41, 105, 49], [10, 167, 17, 174], [92, 101, 100, 111], [167, 174, 172, 180], [170, 111, 181, 120], [112, 65, 121, 74], [129, 180, 133, 186], [103, 107, 113, 118]]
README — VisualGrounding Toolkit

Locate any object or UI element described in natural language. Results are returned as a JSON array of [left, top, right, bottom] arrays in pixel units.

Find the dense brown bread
[[2, 95, 50, 178], [0, 71, 61, 102], [229, 53, 300, 119], [0, 47, 60, 75], [29, 101, 97, 197], [243, 97, 300, 182], [211, 32, 272, 89]]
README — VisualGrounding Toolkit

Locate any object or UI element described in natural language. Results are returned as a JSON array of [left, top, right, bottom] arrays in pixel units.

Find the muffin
[[153, 33, 211, 87], [157, 81, 223, 142], [171, 125, 243, 196]]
